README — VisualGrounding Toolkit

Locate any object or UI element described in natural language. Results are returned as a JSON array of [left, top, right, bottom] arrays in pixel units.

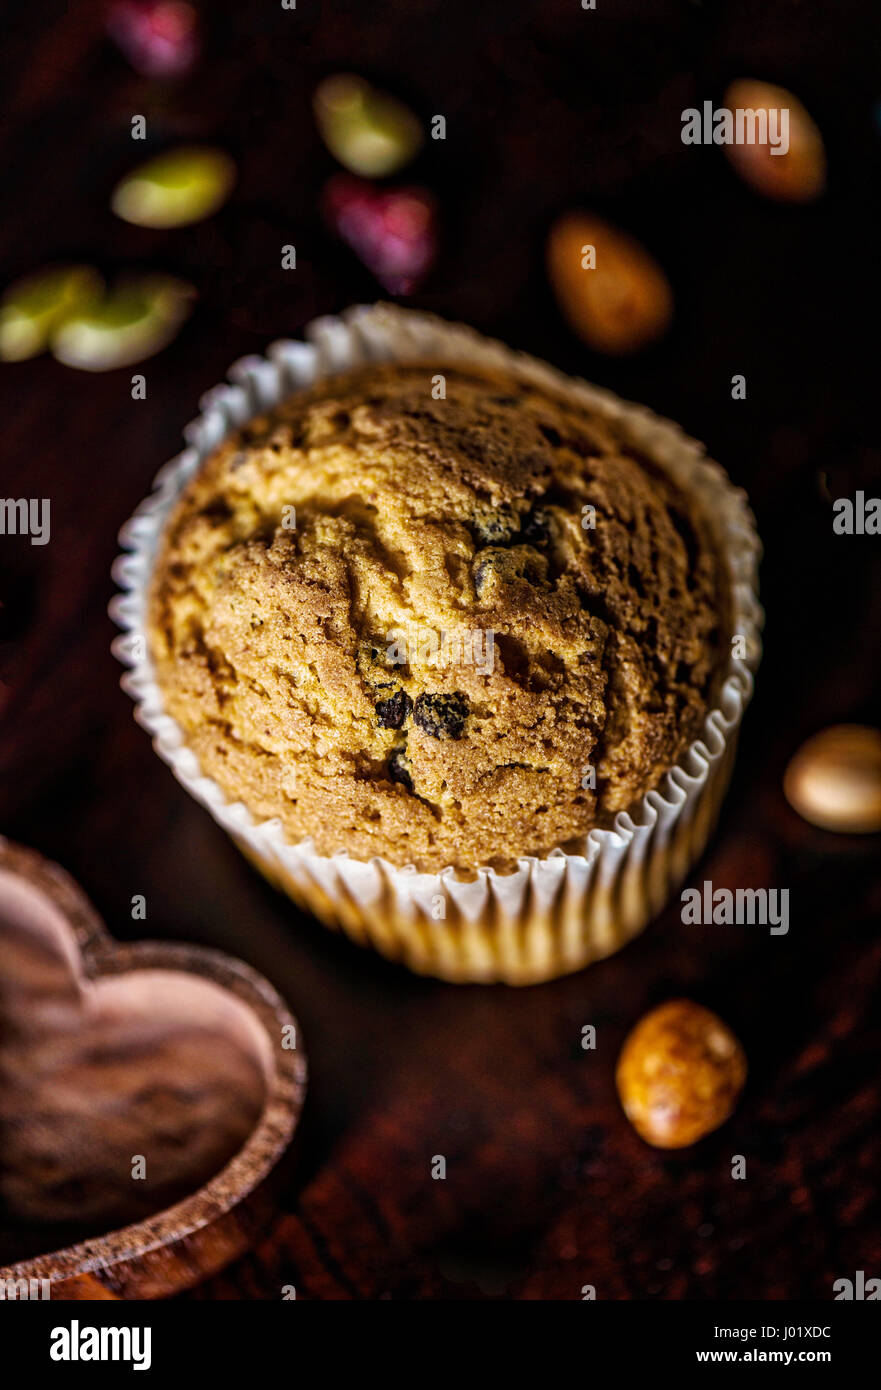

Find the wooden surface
[[1, 0, 879, 1298]]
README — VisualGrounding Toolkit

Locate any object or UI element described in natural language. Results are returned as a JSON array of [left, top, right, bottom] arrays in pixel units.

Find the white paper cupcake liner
[[111, 304, 763, 984]]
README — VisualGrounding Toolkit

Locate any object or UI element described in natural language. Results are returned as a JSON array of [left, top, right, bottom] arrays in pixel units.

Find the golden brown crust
[[148, 363, 725, 872]]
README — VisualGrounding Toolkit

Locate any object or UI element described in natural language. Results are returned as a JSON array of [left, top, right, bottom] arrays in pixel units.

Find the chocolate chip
[[358, 637, 398, 673], [473, 553, 498, 597], [375, 690, 412, 729], [388, 748, 413, 790], [470, 505, 519, 546], [473, 546, 547, 597], [412, 692, 469, 739], [521, 505, 552, 547]]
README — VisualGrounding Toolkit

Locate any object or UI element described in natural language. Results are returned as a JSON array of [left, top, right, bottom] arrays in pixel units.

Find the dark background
[[1, 0, 879, 1298]]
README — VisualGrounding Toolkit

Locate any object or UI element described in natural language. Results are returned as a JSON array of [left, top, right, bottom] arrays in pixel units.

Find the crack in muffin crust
[[148, 363, 726, 873]]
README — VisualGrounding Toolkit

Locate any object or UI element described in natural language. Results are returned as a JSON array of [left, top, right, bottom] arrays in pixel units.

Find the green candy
[[314, 74, 422, 177], [51, 276, 195, 372], [0, 266, 103, 362], [112, 146, 236, 229]]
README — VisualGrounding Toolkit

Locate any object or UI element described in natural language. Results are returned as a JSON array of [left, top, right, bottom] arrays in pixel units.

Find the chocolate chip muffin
[[148, 362, 725, 875]]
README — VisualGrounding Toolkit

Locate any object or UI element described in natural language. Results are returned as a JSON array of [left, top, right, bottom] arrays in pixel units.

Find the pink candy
[[322, 175, 438, 295], [107, 0, 199, 79]]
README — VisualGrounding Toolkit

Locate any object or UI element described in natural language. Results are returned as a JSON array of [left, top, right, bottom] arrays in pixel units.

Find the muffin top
[[149, 362, 725, 873]]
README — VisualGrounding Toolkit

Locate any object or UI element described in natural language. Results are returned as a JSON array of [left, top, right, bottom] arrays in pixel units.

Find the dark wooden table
[[1, 0, 879, 1298]]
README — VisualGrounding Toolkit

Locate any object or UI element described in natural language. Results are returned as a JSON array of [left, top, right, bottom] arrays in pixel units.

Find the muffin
[[114, 305, 761, 982]]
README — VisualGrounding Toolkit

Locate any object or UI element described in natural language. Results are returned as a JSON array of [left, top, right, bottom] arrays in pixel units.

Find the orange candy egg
[[547, 214, 673, 355], [723, 80, 826, 202]]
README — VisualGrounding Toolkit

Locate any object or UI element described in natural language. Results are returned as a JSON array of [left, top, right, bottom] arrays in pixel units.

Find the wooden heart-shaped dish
[[0, 839, 307, 1299]]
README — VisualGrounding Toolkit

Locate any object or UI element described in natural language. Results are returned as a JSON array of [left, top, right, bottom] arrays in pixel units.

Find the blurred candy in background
[[0, 266, 102, 363], [723, 80, 826, 203], [0, 267, 195, 371], [322, 174, 439, 295], [107, 0, 200, 79], [51, 274, 195, 372], [111, 146, 236, 229], [546, 213, 673, 355], [313, 74, 423, 178]]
